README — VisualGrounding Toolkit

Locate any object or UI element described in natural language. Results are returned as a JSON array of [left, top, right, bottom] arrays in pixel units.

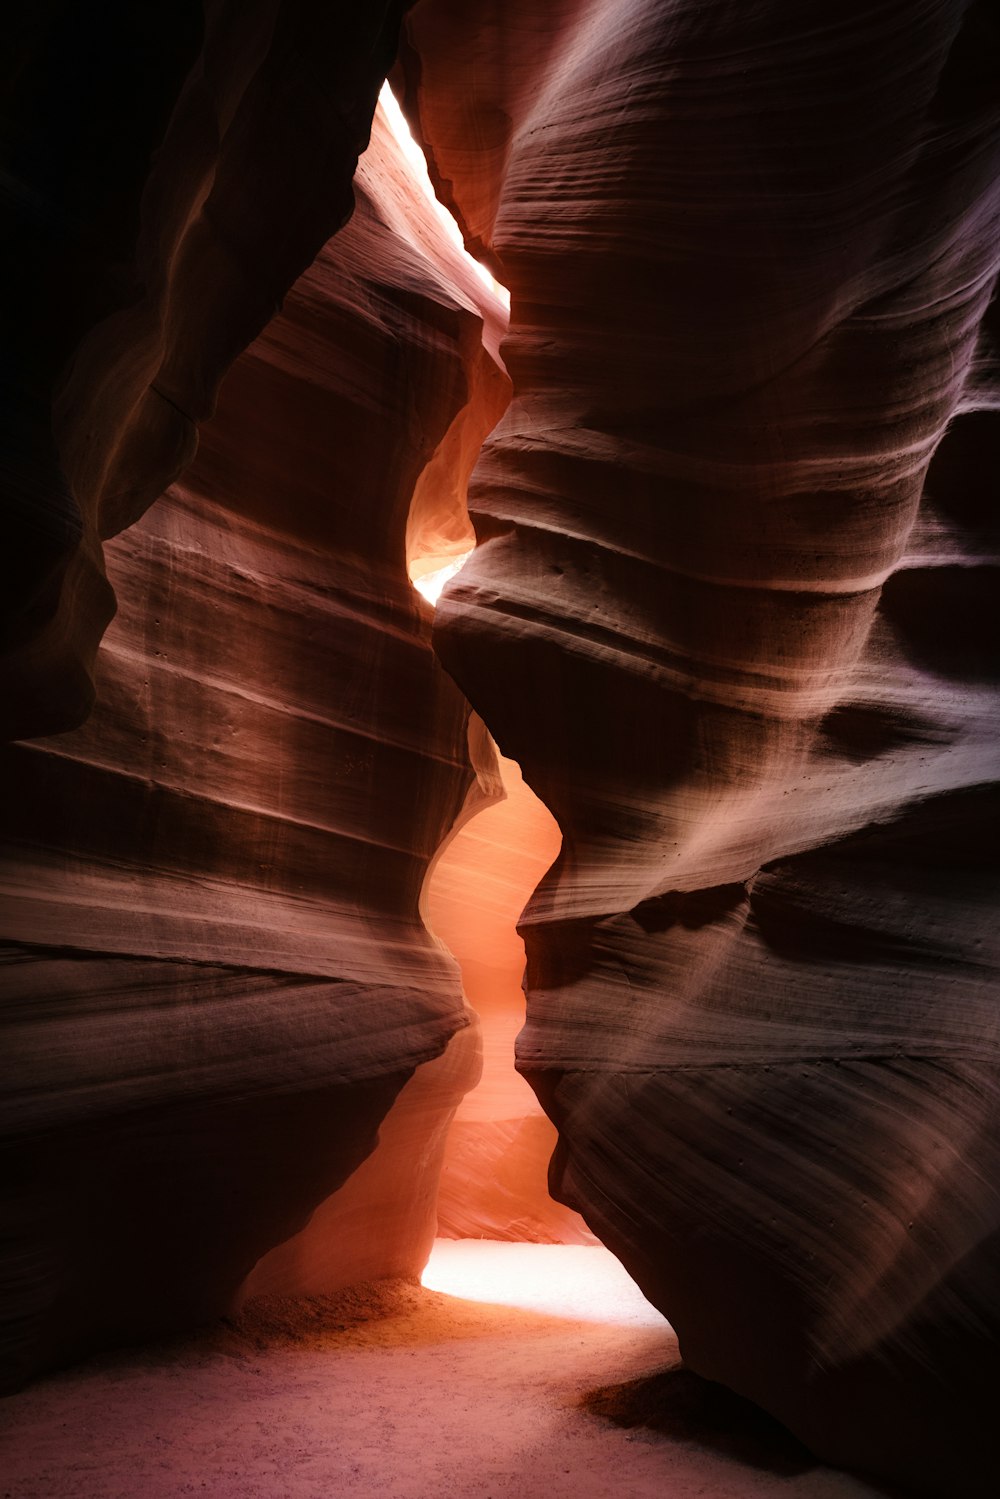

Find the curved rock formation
[[2, 2, 411, 742], [0, 104, 507, 1386], [401, 3, 1000, 1492], [425, 741, 594, 1243], [3, 6, 998, 1491]]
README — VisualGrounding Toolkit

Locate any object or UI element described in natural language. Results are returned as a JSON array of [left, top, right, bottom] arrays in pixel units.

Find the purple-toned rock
[[0, 105, 507, 1386], [401, 3, 1000, 1492]]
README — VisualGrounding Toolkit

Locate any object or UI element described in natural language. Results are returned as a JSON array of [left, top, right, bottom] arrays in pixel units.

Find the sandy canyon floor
[[1, 1242, 900, 1499]]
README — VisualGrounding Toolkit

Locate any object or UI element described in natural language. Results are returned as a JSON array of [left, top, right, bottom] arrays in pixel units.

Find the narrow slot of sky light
[[412, 550, 474, 605], [378, 83, 510, 308]]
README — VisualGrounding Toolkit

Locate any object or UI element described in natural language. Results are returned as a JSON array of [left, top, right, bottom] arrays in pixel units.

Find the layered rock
[[0, 105, 508, 1385], [401, 2, 1000, 1492], [2, 1, 411, 742]]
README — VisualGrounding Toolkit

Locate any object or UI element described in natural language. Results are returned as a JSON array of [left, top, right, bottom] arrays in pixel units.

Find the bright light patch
[[421, 1239, 668, 1329], [412, 550, 473, 606], [378, 83, 510, 308]]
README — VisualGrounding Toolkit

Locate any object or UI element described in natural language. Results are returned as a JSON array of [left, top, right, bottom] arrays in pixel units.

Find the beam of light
[[411, 549, 474, 606], [378, 83, 510, 308], [420, 1239, 669, 1329]]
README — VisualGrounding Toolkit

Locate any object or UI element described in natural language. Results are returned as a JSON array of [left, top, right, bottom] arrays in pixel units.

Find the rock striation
[[2, 5, 998, 1491], [2, 2, 412, 743], [0, 103, 508, 1386], [401, 2, 1000, 1492]]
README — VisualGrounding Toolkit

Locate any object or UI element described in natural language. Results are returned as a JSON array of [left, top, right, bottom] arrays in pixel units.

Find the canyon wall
[[0, 104, 508, 1385], [426, 743, 594, 1243], [2, 1, 411, 743], [3, 5, 998, 1493], [401, 2, 1000, 1493]]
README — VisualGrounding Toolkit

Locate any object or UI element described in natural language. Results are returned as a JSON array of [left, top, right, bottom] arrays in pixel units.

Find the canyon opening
[[1, 6, 998, 1499]]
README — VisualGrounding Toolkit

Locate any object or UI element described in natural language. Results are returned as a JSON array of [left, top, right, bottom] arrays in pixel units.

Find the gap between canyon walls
[[0, 60, 582, 1385], [388, 85, 594, 1246], [242, 84, 587, 1309]]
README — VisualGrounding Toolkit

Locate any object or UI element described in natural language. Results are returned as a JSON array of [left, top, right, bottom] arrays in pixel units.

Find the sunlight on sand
[[421, 1239, 670, 1329]]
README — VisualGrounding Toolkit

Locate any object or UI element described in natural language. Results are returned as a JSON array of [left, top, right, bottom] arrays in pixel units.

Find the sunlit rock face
[[425, 742, 595, 1244], [401, 3, 1000, 1492], [0, 107, 507, 1386], [1, 2, 411, 743]]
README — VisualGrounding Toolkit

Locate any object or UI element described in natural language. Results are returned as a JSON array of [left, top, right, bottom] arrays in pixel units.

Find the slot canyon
[[1, 4, 997, 1497]]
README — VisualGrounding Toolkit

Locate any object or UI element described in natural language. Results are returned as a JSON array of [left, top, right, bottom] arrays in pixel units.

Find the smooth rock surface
[[2, 2, 412, 741], [0, 104, 507, 1386], [401, 3, 1000, 1492], [426, 746, 594, 1243], [2, 7, 998, 1493]]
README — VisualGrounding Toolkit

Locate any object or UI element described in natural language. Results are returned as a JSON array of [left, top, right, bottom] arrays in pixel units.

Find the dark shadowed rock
[[401, 2, 1000, 1492]]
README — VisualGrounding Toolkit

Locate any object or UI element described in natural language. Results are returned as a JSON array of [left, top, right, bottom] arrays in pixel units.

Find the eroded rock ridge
[[401, 3, 1000, 1492]]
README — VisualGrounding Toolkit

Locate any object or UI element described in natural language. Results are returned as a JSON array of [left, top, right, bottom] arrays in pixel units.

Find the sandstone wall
[[401, 3, 1000, 1492], [0, 104, 507, 1386], [3, 8, 998, 1490], [3, 1, 411, 741]]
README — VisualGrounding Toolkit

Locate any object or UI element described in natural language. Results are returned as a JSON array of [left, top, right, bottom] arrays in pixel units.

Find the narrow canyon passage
[[2, 8, 997, 1499], [424, 745, 593, 1244], [0, 82, 888, 1499], [0, 1243, 893, 1499], [410, 556, 593, 1244], [396, 89, 592, 1248]]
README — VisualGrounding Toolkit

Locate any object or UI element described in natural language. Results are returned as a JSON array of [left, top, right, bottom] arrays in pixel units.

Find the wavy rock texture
[[0, 106, 508, 1387], [426, 742, 594, 1243], [1, 1, 411, 741], [401, 2, 1000, 1492]]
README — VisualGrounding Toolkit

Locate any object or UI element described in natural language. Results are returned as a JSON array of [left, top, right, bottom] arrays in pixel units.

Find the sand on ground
[[0, 1241, 897, 1499]]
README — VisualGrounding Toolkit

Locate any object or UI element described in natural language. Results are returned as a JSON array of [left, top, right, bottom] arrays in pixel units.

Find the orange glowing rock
[[424, 745, 594, 1243]]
